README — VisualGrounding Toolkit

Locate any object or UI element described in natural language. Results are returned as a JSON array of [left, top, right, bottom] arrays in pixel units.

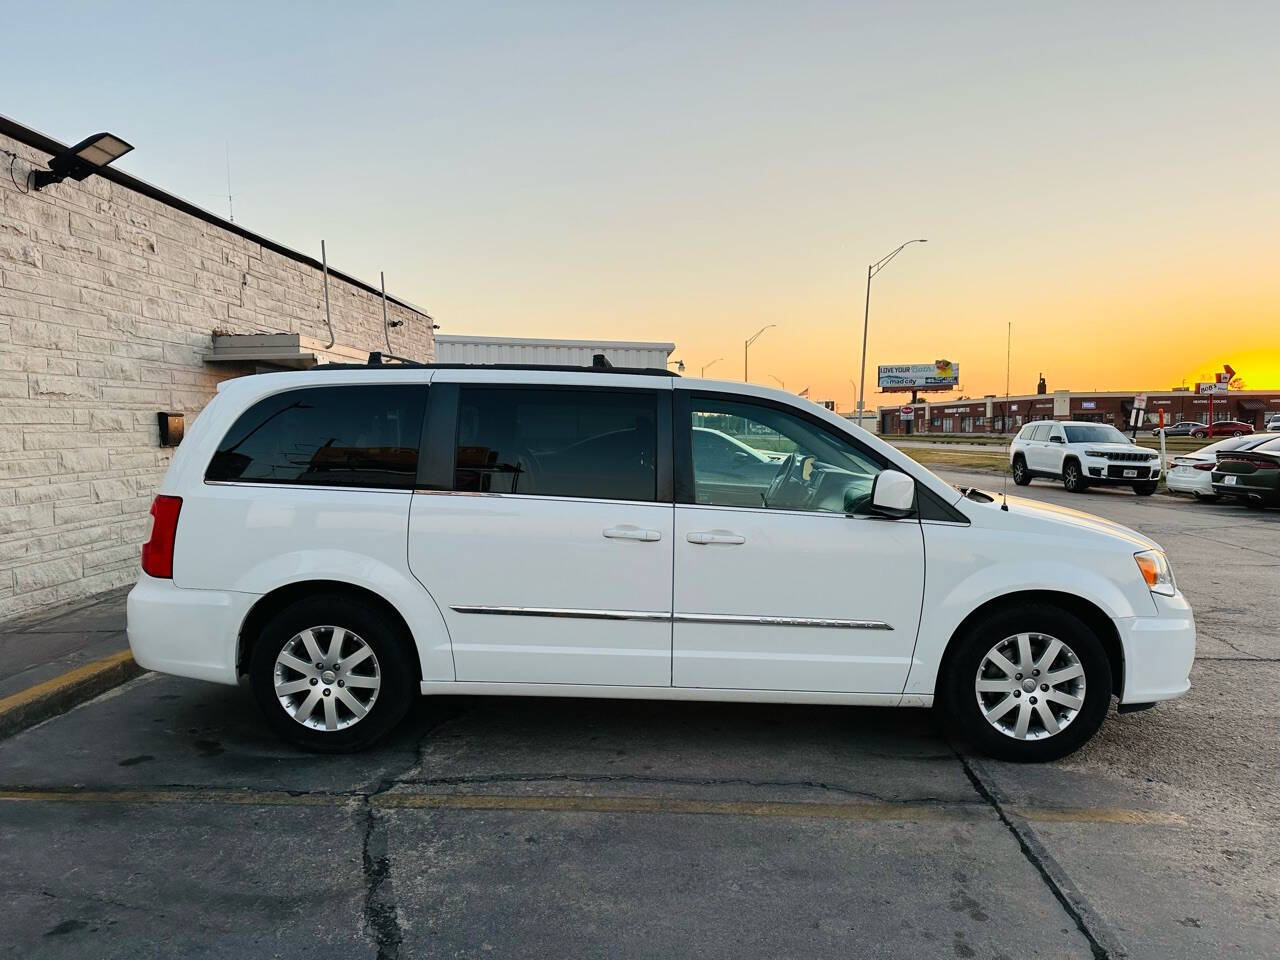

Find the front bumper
[[1116, 592, 1195, 704], [1082, 456, 1162, 483], [127, 574, 258, 686]]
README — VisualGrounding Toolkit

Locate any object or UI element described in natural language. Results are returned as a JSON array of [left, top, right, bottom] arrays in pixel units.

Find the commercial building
[[435, 334, 674, 369], [0, 115, 434, 620], [878, 389, 1280, 435]]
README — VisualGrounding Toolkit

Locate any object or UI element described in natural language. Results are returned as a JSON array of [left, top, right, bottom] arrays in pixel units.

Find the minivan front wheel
[[943, 605, 1112, 762], [249, 596, 415, 752]]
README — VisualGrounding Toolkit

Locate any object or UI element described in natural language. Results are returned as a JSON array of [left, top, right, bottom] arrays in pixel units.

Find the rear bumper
[[127, 574, 257, 686], [1165, 468, 1212, 495], [1116, 593, 1196, 704], [1211, 480, 1278, 501]]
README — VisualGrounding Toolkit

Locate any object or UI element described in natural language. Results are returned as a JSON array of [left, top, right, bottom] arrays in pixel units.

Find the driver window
[[690, 398, 884, 514]]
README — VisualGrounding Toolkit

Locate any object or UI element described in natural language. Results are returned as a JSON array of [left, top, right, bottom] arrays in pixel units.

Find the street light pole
[[857, 239, 927, 425], [701, 357, 724, 377], [744, 324, 776, 382], [849, 379, 858, 421]]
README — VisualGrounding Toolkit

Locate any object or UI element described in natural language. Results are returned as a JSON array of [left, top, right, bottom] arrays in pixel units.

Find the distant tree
[[1228, 376, 1247, 390]]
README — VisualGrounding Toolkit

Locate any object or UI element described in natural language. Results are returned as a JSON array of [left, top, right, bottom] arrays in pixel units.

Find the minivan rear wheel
[[943, 604, 1112, 762], [249, 595, 415, 752]]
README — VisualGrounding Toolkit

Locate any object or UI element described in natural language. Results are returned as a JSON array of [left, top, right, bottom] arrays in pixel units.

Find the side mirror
[[1049, 435, 1064, 444], [869, 470, 914, 518]]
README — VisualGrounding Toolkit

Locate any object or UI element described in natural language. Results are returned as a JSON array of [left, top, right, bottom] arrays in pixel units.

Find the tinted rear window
[[455, 387, 658, 501], [206, 385, 426, 489]]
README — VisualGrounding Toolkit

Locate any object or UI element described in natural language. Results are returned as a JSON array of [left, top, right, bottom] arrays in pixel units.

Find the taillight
[[141, 495, 182, 578], [1193, 462, 1215, 471]]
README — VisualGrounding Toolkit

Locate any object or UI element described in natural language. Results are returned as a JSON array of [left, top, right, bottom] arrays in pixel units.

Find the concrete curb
[[0, 650, 144, 741]]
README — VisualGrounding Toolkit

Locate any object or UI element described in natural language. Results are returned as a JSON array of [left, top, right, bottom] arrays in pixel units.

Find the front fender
[[233, 549, 455, 682], [906, 525, 1155, 697]]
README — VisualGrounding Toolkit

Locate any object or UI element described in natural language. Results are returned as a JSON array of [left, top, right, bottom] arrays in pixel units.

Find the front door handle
[[686, 531, 746, 545], [603, 526, 662, 542]]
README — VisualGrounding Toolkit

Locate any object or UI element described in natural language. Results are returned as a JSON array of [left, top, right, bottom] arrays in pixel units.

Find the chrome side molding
[[449, 606, 892, 630], [674, 613, 892, 630], [449, 605, 670, 622]]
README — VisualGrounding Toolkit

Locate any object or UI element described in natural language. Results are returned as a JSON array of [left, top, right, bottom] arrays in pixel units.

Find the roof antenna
[[225, 141, 234, 223], [1002, 321, 1011, 511]]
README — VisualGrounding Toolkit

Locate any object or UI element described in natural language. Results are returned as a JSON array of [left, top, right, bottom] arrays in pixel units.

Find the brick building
[[0, 116, 434, 620], [878, 389, 1280, 436]]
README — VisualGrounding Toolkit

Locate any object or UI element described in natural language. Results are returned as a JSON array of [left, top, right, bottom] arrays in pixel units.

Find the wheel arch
[[237, 580, 424, 682], [933, 589, 1123, 701]]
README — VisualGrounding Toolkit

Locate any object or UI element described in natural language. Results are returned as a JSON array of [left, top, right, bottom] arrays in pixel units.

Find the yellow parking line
[[372, 792, 974, 821], [0, 786, 1186, 827]]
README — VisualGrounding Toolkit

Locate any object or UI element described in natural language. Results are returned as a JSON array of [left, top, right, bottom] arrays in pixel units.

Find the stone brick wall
[[0, 129, 434, 621]]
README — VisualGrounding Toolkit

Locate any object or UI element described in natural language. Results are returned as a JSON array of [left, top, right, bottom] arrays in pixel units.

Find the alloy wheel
[[974, 632, 1085, 740], [273, 625, 381, 732]]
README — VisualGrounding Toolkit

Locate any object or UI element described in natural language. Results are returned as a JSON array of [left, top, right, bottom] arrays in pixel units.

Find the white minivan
[[128, 364, 1195, 762]]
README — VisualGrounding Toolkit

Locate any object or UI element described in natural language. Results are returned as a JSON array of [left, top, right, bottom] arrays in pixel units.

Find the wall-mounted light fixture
[[30, 132, 133, 191], [157, 411, 185, 447]]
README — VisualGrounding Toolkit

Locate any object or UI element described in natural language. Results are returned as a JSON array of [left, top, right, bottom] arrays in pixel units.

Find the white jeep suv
[[128, 363, 1194, 762], [1010, 421, 1162, 495]]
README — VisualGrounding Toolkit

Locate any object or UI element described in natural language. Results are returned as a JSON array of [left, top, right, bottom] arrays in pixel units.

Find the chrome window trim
[[417, 489, 669, 508], [449, 605, 892, 630], [204, 480, 414, 494]]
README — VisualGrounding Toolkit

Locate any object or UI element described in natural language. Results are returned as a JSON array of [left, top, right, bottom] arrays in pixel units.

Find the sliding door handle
[[686, 531, 746, 545], [603, 526, 662, 542]]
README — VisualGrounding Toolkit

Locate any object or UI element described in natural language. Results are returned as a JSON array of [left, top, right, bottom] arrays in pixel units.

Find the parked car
[[1211, 435, 1280, 509], [1009, 421, 1162, 494], [129, 364, 1195, 763], [1267, 414, 1280, 432], [1151, 421, 1205, 437], [1191, 420, 1254, 438], [1166, 434, 1280, 501]]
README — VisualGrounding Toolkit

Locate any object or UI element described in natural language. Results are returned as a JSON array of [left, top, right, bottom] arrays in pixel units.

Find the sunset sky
[[9, 1, 1278, 408]]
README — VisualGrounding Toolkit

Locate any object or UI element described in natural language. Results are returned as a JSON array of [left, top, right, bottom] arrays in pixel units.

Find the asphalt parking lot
[[0, 473, 1276, 959]]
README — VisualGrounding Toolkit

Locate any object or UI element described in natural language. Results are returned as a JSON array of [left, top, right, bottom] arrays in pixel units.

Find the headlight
[[1134, 550, 1176, 596]]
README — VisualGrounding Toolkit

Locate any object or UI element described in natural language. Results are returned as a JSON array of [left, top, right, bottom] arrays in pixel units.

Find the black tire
[[249, 595, 416, 753], [1132, 481, 1157, 496], [942, 604, 1112, 762], [1192, 492, 1220, 503], [1245, 497, 1265, 511], [1232, 431, 1244, 437], [1011, 455, 1032, 486], [1191, 430, 1207, 439], [1062, 459, 1087, 493]]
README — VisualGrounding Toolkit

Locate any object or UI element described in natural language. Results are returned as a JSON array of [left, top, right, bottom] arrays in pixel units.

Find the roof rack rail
[[311, 351, 680, 376]]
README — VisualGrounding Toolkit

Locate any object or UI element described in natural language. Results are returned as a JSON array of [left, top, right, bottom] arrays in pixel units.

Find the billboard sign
[[1196, 381, 1227, 395], [877, 360, 959, 392]]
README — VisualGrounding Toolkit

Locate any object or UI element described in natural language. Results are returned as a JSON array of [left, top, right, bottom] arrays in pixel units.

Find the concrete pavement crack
[[357, 717, 443, 960], [953, 747, 1126, 960]]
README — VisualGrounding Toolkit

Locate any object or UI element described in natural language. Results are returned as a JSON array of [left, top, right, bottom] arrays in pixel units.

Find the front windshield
[[1063, 425, 1129, 444]]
